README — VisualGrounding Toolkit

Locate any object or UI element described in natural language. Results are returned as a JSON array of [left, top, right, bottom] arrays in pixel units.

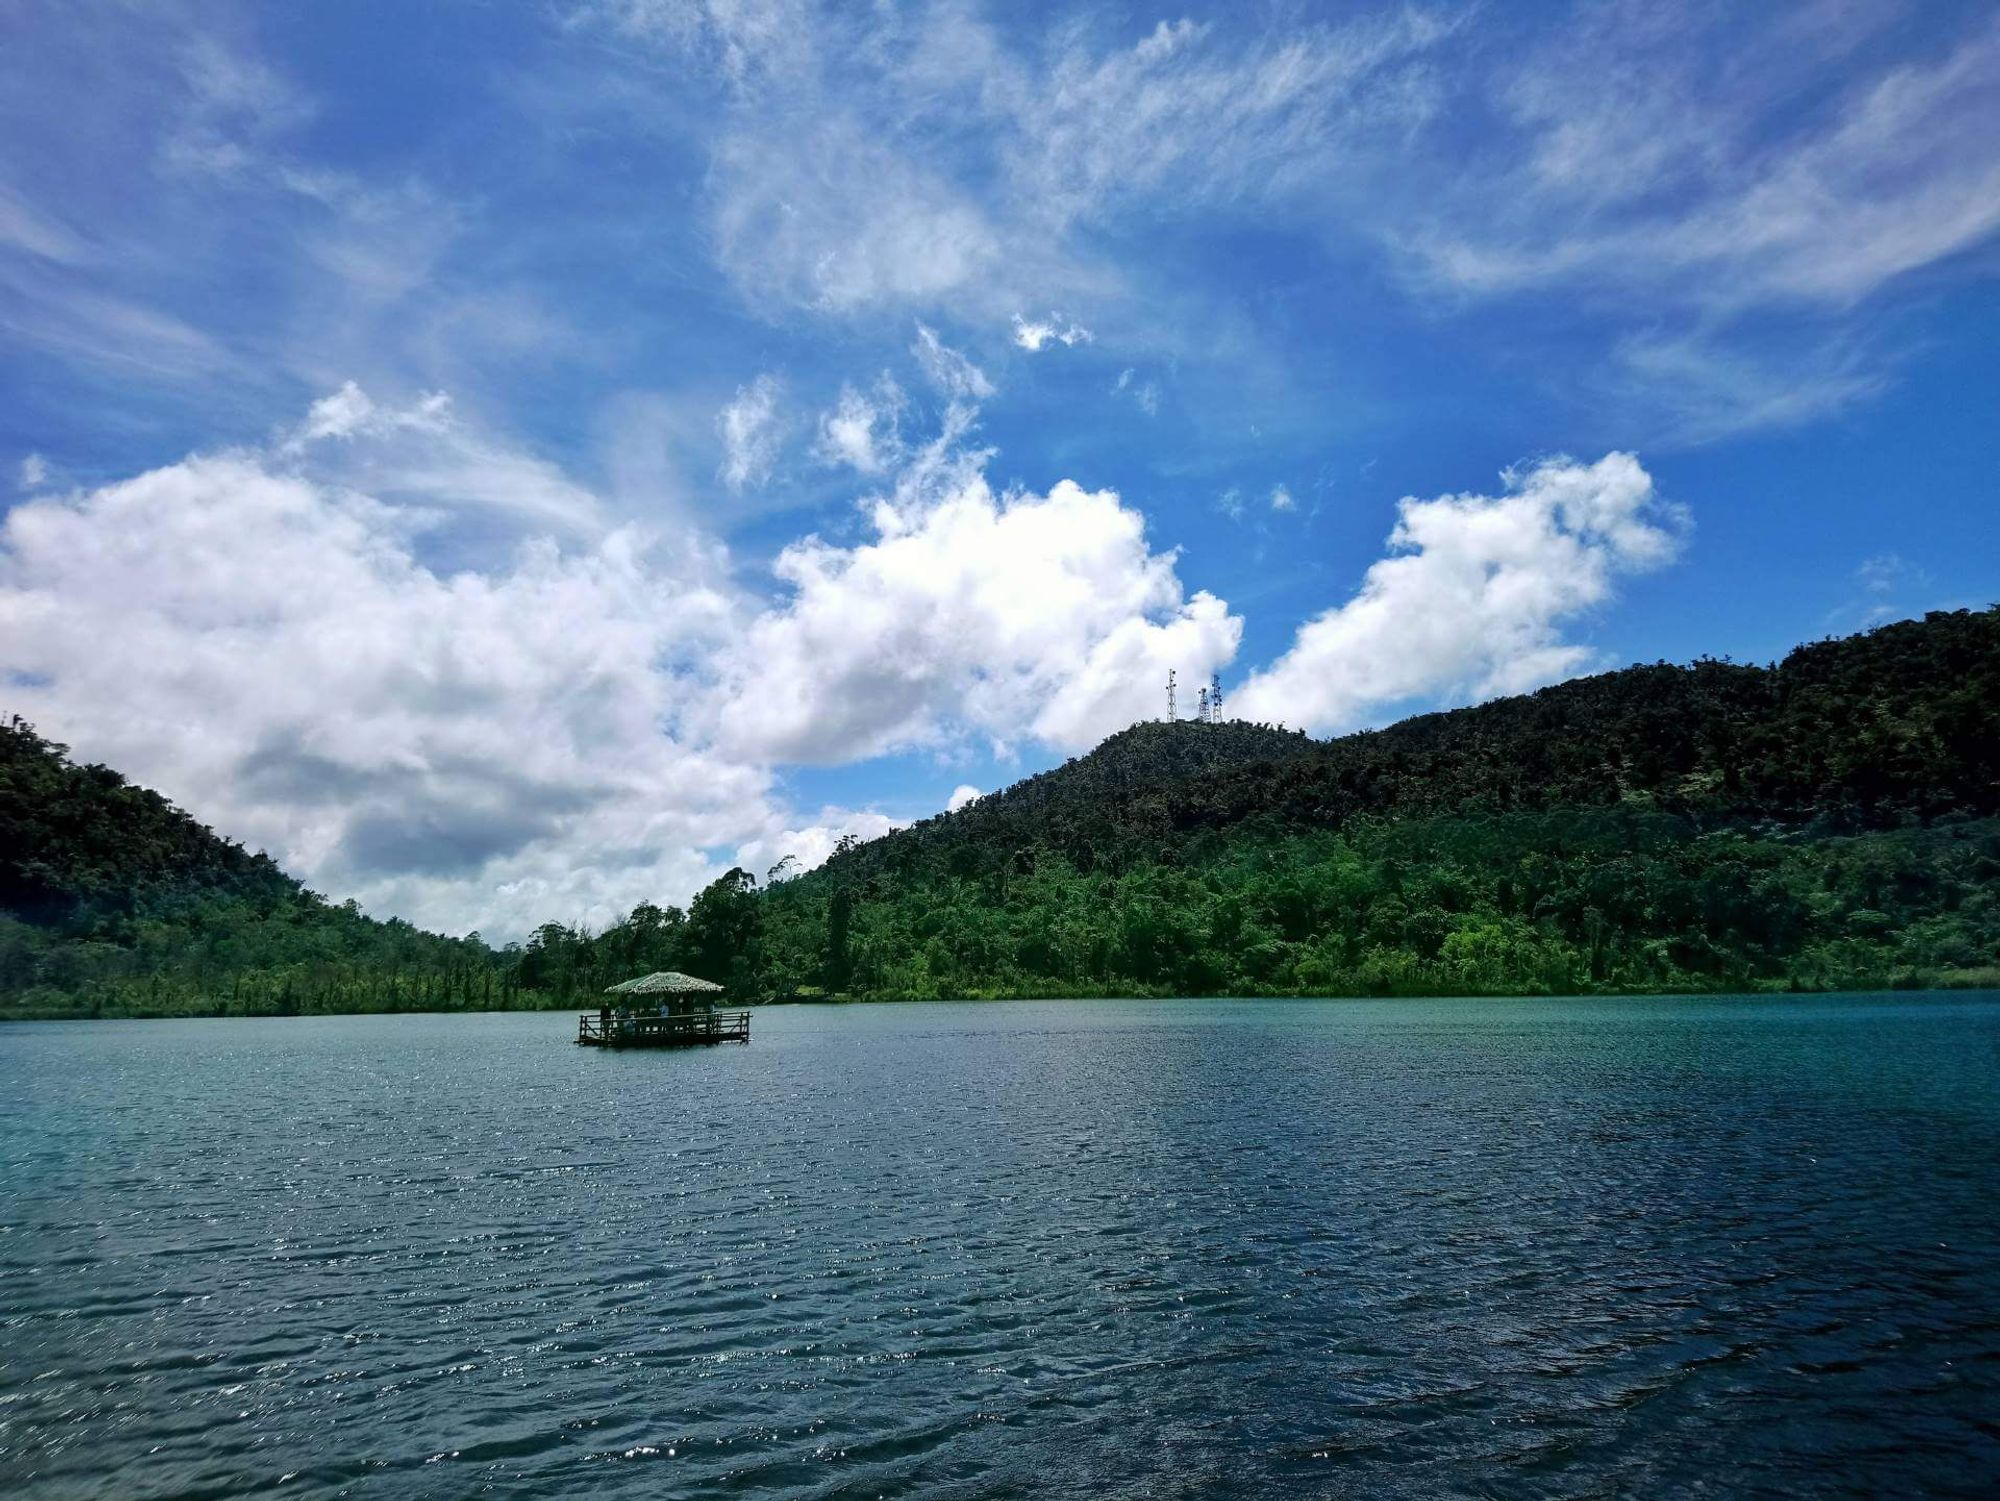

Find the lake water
[[3, 995, 1998, 1499]]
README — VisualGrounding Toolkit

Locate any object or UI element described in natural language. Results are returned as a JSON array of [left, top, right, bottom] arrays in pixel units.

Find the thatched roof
[[604, 970, 724, 996]]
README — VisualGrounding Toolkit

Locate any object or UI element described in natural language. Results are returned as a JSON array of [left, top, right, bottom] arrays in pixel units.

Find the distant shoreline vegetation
[[4, 608, 1997, 1022]]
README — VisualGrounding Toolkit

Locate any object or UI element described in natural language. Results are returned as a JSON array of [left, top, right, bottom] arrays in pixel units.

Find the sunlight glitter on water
[[2, 995, 1998, 1498]]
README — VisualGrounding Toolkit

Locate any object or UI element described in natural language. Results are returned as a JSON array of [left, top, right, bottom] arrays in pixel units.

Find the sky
[[2, 0, 1996, 942]]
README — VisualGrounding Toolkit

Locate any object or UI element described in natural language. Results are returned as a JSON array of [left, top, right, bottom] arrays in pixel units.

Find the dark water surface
[[4, 995, 1999, 1499]]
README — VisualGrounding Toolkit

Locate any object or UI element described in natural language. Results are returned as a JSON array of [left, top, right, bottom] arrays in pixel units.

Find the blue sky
[[2, 0, 1996, 938]]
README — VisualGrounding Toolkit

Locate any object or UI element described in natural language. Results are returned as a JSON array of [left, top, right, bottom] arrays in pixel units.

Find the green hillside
[[747, 608, 2000, 999], [0, 717, 519, 1018], [3, 608, 1997, 1018]]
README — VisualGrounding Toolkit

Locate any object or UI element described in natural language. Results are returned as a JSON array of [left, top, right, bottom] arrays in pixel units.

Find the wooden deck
[[577, 1010, 750, 1048]]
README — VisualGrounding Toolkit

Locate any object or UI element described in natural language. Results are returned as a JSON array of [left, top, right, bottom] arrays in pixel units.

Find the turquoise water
[[3, 995, 1998, 1498]]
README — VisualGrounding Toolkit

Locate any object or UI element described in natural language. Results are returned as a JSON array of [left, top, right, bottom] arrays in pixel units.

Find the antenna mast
[[1197, 686, 1209, 723], [1210, 673, 1223, 723], [1165, 669, 1177, 722]]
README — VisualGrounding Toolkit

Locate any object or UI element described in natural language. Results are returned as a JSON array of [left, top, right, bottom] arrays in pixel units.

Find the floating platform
[[578, 1010, 751, 1048]]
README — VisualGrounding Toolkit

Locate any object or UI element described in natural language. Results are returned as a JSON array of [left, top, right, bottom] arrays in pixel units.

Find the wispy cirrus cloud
[[1405, 8, 2000, 310], [571, 1, 1448, 320], [563, 1, 2000, 442], [813, 376, 905, 475]]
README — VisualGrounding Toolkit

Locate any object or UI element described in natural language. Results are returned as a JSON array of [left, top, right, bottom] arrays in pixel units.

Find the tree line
[[2, 608, 1995, 1018]]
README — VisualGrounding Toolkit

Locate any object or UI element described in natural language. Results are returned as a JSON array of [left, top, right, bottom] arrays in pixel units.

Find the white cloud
[[711, 119, 1001, 314], [735, 808, 902, 881], [0, 383, 1253, 938], [162, 34, 313, 178], [571, 3, 1443, 318], [1233, 453, 1686, 734], [813, 376, 904, 475], [18, 453, 49, 490], [1269, 484, 1296, 512], [0, 266, 230, 381], [281, 384, 602, 547], [912, 324, 994, 401], [709, 470, 1241, 763], [1410, 12, 2000, 310], [1006, 13, 1447, 229], [1606, 331, 1889, 445], [573, 3, 1997, 440], [717, 373, 785, 492], [296, 380, 381, 441], [1826, 550, 1937, 633], [946, 783, 981, 812], [0, 436, 754, 939], [1012, 312, 1091, 351], [0, 385, 783, 941], [1858, 553, 1926, 595]]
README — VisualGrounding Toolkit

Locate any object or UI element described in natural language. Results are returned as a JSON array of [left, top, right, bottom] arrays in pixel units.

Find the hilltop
[[809, 608, 1998, 892], [748, 608, 2000, 999]]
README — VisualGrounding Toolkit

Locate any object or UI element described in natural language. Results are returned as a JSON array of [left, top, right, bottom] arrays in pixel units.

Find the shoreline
[[7, 975, 1998, 1024]]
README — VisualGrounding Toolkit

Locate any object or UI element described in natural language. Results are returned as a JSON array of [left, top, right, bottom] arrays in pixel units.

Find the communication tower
[[1197, 686, 1209, 722], [1165, 669, 1176, 722], [1210, 673, 1223, 722]]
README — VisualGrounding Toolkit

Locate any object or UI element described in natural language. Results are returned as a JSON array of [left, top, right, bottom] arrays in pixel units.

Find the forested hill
[[0, 718, 515, 1017], [4, 608, 1998, 1018], [751, 608, 2000, 999], [808, 608, 2000, 892]]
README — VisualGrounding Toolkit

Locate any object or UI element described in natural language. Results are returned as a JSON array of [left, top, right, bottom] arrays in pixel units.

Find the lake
[[3, 995, 1998, 1498]]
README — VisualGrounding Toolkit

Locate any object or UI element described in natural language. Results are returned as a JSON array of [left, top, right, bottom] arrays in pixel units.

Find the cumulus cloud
[[1012, 312, 1091, 351], [0, 376, 1694, 943], [709, 470, 1241, 763], [735, 808, 902, 881], [946, 783, 981, 812], [1232, 453, 1686, 734], [0, 388, 875, 939], [295, 379, 382, 442], [0, 449, 749, 937], [0, 382, 1253, 936], [717, 372, 786, 491], [1269, 484, 1296, 513]]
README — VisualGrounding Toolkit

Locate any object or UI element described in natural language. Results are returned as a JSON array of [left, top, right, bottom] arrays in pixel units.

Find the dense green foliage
[[0, 717, 517, 1018], [747, 607, 2000, 999], [3, 609, 1996, 1018], [752, 810, 2000, 999]]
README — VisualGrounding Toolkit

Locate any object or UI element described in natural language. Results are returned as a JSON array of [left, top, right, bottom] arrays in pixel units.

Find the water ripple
[[3, 995, 1999, 1497]]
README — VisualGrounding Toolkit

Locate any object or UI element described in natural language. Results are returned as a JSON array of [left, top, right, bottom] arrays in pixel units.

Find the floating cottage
[[578, 971, 750, 1048]]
